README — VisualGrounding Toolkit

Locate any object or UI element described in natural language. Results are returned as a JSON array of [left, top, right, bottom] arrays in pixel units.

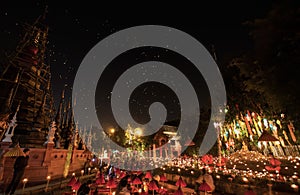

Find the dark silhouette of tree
[[243, 0, 300, 120]]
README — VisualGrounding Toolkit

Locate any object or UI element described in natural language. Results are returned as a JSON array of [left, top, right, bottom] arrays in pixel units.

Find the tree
[[244, 0, 300, 121]]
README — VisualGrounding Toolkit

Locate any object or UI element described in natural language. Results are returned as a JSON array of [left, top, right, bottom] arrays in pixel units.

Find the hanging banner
[[288, 122, 297, 143], [244, 116, 253, 136]]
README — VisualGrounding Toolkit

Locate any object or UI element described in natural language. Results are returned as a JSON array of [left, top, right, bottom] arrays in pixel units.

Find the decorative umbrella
[[217, 157, 228, 167], [119, 171, 127, 179], [201, 154, 213, 165], [145, 171, 152, 179], [96, 174, 106, 185], [72, 180, 81, 191], [67, 176, 77, 187], [132, 170, 143, 175], [173, 187, 184, 195], [148, 180, 159, 195], [269, 158, 281, 166], [258, 131, 279, 142], [3, 144, 25, 157], [160, 174, 167, 182], [106, 177, 117, 188], [160, 174, 167, 187], [132, 177, 142, 185], [175, 176, 187, 187], [265, 165, 281, 172], [199, 181, 211, 192], [106, 177, 117, 194], [158, 186, 168, 194], [115, 168, 121, 176]]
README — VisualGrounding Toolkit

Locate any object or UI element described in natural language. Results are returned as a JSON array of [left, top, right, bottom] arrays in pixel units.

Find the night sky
[[0, 1, 274, 123]]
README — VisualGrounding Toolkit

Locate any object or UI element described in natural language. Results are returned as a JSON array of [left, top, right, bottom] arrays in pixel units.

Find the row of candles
[[160, 154, 300, 192], [21, 166, 98, 193], [21, 175, 51, 193]]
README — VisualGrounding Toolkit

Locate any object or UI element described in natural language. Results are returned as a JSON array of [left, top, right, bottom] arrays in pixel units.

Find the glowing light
[[292, 175, 298, 179], [291, 184, 298, 189], [23, 178, 28, 183], [242, 177, 248, 183], [47, 175, 51, 180], [135, 128, 143, 136], [110, 128, 115, 134]]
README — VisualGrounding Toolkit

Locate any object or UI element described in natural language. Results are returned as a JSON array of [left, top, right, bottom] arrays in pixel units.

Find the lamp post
[[22, 178, 28, 194], [81, 169, 84, 177], [45, 175, 51, 192], [214, 122, 222, 165]]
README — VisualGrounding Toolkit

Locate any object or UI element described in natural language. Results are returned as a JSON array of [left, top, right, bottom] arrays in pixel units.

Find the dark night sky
[[0, 1, 273, 113]]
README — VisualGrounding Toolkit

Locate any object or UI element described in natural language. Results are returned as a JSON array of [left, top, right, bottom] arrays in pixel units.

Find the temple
[[0, 15, 91, 190]]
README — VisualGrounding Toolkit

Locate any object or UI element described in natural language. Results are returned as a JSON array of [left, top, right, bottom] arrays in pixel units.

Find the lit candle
[[45, 176, 51, 192]]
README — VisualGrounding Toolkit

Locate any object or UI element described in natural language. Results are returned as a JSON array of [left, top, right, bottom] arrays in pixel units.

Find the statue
[[242, 141, 248, 151], [44, 121, 56, 145]]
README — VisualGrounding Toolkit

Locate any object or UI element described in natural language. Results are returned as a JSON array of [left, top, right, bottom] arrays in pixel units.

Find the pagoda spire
[[63, 98, 71, 129], [68, 105, 75, 131], [2, 102, 21, 142], [55, 88, 65, 127]]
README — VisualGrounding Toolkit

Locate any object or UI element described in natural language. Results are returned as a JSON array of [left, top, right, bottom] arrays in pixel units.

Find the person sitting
[[77, 180, 92, 195], [196, 168, 215, 194]]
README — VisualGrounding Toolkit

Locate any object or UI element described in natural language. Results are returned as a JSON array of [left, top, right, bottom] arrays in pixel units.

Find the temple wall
[[0, 144, 90, 188]]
